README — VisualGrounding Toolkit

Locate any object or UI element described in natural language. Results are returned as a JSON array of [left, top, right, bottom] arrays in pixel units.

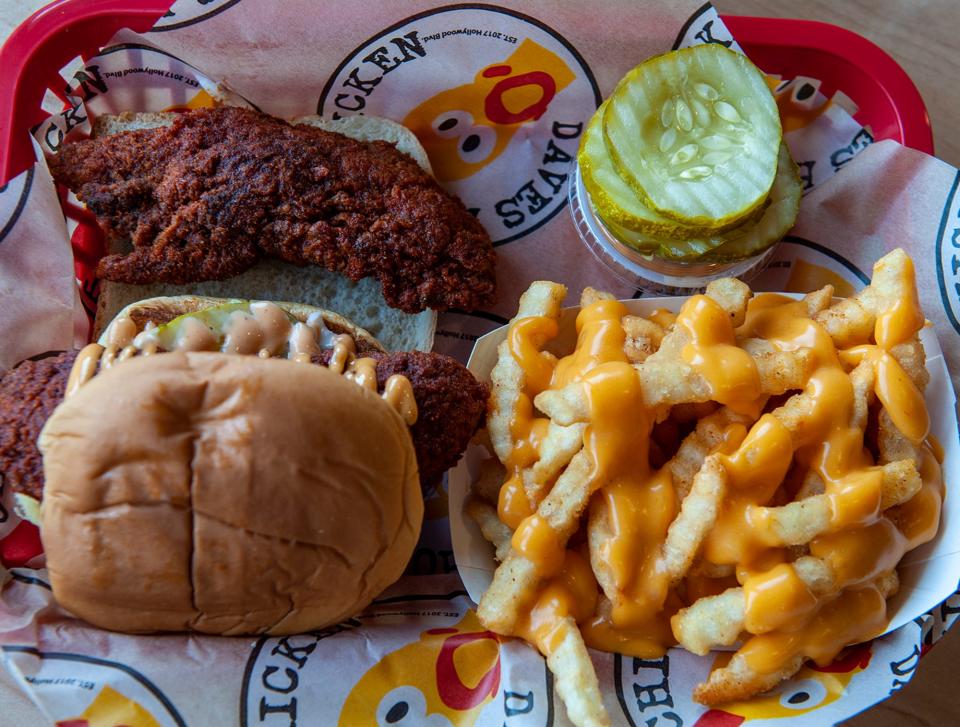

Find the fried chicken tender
[[0, 351, 78, 500], [2, 348, 484, 499], [47, 107, 497, 314]]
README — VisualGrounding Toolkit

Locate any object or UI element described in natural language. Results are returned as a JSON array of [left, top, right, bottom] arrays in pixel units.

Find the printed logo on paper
[[0, 647, 184, 727], [36, 44, 233, 161], [339, 610, 500, 726], [693, 644, 872, 724], [935, 170, 960, 335], [752, 236, 869, 295], [241, 592, 551, 726], [0, 167, 34, 245], [318, 5, 600, 244], [151, 0, 244, 32]]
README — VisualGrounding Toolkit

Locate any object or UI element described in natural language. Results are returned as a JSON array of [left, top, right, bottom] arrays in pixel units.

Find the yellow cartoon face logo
[[773, 80, 833, 135], [320, 7, 597, 241], [402, 38, 576, 182], [163, 88, 219, 113], [339, 610, 501, 726], [785, 258, 856, 298], [693, 644, 871, 725], [56, 685, 161, 727]]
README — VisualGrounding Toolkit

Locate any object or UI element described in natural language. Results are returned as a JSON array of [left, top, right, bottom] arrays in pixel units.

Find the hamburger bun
[[38, 351, 423, 635]]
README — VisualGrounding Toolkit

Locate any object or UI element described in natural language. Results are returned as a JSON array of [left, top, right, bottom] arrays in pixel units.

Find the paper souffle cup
[[568, 162, 780, 294], [449, 294, 959, 662]]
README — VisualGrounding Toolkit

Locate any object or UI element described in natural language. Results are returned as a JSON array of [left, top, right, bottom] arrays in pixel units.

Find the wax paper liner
[[0, 1, 957, 724]]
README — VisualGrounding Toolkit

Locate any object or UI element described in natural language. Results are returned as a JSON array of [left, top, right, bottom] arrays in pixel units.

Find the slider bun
[[38, 352, 422, 635]]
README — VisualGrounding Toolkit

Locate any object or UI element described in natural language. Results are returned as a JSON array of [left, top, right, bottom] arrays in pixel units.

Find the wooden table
[[1, 2, 958, 725], [718, 3, 960, 723]]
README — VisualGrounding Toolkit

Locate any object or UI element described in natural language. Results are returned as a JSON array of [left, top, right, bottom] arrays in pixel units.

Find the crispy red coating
[[0, 351, 77, 501], [374, 351, 488, 492], [47, 107, 497, 314], [310, 349, 488, 492]]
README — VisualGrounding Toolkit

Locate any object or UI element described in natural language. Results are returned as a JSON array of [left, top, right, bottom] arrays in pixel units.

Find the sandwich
[[0, 297, 488, 635], [46, 107, 499, 351]]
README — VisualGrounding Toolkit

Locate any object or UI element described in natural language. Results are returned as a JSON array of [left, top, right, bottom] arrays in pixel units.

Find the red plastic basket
[[0, 1, 935, 186], [0, 3, 937, 567]]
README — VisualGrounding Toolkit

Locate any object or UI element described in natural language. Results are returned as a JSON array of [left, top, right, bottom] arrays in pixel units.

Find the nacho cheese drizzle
[[496, 270, 942, 679], [66, 301, 417, 424]]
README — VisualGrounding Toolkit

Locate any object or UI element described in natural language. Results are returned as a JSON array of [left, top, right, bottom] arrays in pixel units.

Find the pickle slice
[[603, 44, 782, 229], [608, 144, 801, 262], [580, 102, 760, 239], [700, 145, 802, 262], [149, 301, 249, 351]]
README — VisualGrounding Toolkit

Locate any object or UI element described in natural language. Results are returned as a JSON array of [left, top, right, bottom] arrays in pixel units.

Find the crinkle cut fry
[[660, 455, 728, 584], [814, 248, 915, 348], [691, 574, 900, 706], [488, 281, 567, 463], [622, 315, 666, 364], [524, 421, 587, 504], [641, 277, 749, 366], [580, 286, 616, 306], [535, 344, 813, 424], [547, 620, 612, 727], [672, 360, 882, 654], [472, 457, 506, 506], [669, 407, 754, 500], [466, 497, 513, 562], [477, 451, 592, 633], [803, 285, 834, 317], [674, 553, 873, 655], [705, 277, 751, 327], [589, 407, 750, 601], [750, 459, 921, 546]]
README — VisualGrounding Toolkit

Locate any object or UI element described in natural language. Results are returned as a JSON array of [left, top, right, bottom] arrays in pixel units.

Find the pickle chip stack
[[579, 44, 802, 262]]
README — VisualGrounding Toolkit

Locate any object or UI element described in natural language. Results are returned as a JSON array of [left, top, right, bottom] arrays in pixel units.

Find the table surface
[[2, 1, 958, 725]]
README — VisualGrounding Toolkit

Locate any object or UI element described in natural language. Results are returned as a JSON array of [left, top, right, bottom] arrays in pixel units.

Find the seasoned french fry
[[691, 575, 898, 706], [580, 286, 616, 306], [668, 408, 752, 500], [488, 281, 567, 463], [536, 345, 813, 422], [748, 459, 921, 546], [478, 451, 593, 633], [473, 457, 506, 506], [803, 285, 834, 316], [814, 248, 916, 348], [534, 383, 590, 426], [622, 315, 665, 363], [523, 421, 586, 504], [674, 554, 861, 655], [661, 455, 728, 583], [705, 277, 751, 327], [466, 497, 513, 562], [547, 620, 611, 727]]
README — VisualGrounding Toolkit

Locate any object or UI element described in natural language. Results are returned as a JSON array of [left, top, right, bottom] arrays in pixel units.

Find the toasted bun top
[[38, 352, 422, 635]]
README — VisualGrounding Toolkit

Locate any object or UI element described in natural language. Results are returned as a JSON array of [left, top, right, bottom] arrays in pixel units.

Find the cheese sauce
[[496, 262, 942, 677], [66, 302, 418, 424]]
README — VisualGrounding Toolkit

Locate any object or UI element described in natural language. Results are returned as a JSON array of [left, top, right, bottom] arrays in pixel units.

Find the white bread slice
[[90, 112, 437, 352]]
